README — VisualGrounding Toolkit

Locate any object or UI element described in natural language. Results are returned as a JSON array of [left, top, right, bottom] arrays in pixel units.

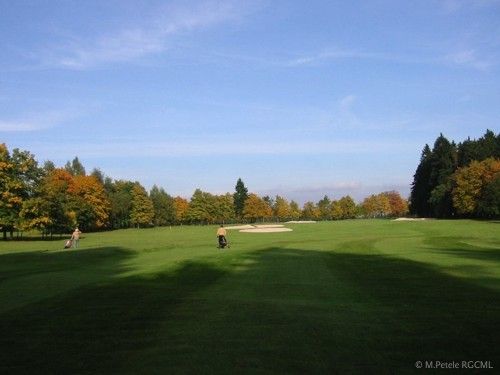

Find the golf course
[[1, 219, 499, 373]]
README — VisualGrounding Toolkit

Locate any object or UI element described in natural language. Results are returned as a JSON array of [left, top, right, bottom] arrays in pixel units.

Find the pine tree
[[428, 134, 457, 217], [410, 142, 447, 217], [64, 157, 86, 176], [233, 178, 248, 219]]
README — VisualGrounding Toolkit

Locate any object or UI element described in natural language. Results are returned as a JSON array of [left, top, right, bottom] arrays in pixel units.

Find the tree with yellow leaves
[[452, 158, 500, 217], [243, 193, 272, 222], [173, 196, 189, 224], [274, 195, 291, 222], [130, 184, 154, 228]]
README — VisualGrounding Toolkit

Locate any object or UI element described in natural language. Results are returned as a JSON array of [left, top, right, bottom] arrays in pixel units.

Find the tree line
[[1, 143, 409, 239], [409, 129, 500, 218]]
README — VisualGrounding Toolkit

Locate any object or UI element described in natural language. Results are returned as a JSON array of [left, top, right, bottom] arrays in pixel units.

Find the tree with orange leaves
[[68, 175, 110, 230], [173, 196, 189, 224], [243, 193, 272, 222], [381, 191, 409, 217]]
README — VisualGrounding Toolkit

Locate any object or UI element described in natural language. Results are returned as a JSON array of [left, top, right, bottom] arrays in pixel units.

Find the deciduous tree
[[187, 189, 217, 224], [317, 195, 331, 220], [150, 185, 175, 226], [382, 191, 408, 217], [130, 184, 154, 228], [68, 175, 110, 230], [243, 193, 272, 222], [452, 158, 500, 217], [302, 201, 320, 220], [274, 195, 291, 222], [289, 200, 301, 220], [107, 180, 135, 229], [173, 196, 189, 224], [213, 193, 235, 224]]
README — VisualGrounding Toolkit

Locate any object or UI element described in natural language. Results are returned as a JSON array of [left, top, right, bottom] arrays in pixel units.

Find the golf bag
[[64, 239, 73, 249], [218, 235, 228, 249]]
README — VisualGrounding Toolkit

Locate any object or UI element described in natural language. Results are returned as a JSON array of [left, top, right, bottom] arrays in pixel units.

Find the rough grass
[[0, 220, 499, 373]]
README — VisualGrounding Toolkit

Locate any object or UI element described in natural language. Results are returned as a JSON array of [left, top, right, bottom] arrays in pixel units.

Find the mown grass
[[0, 220, 499, 373]]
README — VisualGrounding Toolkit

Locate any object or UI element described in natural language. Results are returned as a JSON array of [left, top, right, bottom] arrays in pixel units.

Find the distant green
[[1, 220, 499, 373]]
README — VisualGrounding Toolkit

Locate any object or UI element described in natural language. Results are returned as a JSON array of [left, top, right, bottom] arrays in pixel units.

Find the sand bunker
[[240, 227, 293, 233], [393, 217, 429, 221], [225, 225, 255, 230], [223, 223, 294, 233], [253, 224, 285, 228], [286, 220, 316, 224]]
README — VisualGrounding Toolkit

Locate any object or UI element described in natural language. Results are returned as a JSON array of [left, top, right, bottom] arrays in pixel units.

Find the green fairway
[[1, 220, 499, 373]]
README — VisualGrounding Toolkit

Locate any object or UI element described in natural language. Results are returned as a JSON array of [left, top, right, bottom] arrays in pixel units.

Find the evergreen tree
[[477, 129, 500, 161], [428, 134, 457, 217], [457, 137, 479, 168], [90, 168, 105, 184], [457, 130, 500, 167], [233, 178, 248, 219], [42, 160, 56, 174], [64, 157, 86, 176]]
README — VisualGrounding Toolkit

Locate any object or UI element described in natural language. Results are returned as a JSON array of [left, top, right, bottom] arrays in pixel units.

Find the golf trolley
[[218, 235, 230, 249]]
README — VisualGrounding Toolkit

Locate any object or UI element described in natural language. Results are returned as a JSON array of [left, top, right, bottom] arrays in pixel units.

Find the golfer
[[71, 227, 82, 248], [216, 225, 227, 248]]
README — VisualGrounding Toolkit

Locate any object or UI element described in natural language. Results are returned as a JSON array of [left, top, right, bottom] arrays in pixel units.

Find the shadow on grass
[[0, 246, 499, 373], [425, 236, 500, 262], [0, 248, 227, 374], [0, 247, 131, 283]]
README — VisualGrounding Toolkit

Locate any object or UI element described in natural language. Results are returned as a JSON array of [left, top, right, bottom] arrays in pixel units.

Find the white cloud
[[284, 49, 386, 67], [0, 121, 39, 132], [41, 1, 259, 69], [338, 95, 356, 111], [282, 47, 493, 71], [444, 49, 491, 70], [0, 110, 80, 132]]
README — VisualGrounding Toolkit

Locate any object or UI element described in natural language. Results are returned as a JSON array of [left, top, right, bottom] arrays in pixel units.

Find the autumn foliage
[[11, 135, 500, 239]]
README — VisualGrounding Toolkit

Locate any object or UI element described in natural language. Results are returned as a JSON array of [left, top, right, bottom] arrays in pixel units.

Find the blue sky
[[1, 0, 499, 203]]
